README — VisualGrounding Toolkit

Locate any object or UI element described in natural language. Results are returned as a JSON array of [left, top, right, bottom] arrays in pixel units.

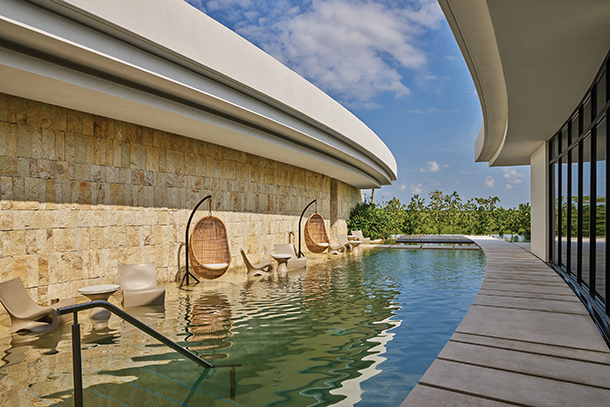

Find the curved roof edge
[[440, 0, 610, 167], [438, 0, 507, 164], [0, 0, 396, 188]]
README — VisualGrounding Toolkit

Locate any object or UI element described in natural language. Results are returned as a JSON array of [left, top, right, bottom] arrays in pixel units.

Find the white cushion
[[203, 263, 229, 269]]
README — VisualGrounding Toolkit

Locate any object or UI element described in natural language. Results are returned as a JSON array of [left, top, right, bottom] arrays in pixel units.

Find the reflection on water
[[0, 249, 485, 407], [187, 292, 233, 357]]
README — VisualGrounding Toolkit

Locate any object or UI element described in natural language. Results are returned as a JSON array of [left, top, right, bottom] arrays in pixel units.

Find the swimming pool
[[0, 248, 485, 406]]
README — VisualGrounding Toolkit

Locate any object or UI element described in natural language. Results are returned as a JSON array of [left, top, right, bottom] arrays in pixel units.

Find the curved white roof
[[0, 0, 397, 187], [440, 0, 610, 166]]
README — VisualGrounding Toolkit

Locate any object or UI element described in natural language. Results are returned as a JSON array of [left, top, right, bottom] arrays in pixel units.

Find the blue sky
[[184, 0, 531, 208]]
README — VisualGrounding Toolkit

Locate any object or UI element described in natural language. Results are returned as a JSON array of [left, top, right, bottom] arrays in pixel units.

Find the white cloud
[[420, 161, 441, 173], [397, 183, 407, 191], [191, 0, 444, 107], [485, 176, 495, 188], [410, 183, 424, 194], [442, 164, 450, 169], [503, 167, 525, 184], [405, 107, 459, 114], [506, 184, 515, 190], [459, 171, 469, 175]]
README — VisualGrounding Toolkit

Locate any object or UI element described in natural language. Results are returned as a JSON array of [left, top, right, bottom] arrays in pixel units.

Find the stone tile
[[480, 281, 576, 296], [401, 385, 515, 407], [478, 288, 582, 302], [473, 293, 589, 314], [438, 341, 610, 389], [418, 359, 610, 407], [450, 332, 610, 364], [456, 304, 609, 351]]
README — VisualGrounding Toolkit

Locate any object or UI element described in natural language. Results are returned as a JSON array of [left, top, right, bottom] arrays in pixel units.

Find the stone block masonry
[[0, 93, 361, 306]]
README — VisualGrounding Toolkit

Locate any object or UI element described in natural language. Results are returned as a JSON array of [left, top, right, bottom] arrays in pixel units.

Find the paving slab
[[457, 300, 607, 351], [438, 341, 610, 389], [401, 237, 610, 407], [473, 293, 590, 314], [477, 289, 582, 302], [483, 272, 567, 283], [450, 332, 610, 364], [416, 359, 610, 407], [400, 385, 516, 407], [480, 281, 577, 296]]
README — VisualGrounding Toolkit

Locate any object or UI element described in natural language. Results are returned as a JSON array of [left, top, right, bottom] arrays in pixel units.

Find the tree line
[[556, 196, 605, 238], [347, 190, 531, 241]]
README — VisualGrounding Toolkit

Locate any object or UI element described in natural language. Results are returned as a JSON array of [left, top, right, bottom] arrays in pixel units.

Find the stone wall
[[0, 93, 362, 305]]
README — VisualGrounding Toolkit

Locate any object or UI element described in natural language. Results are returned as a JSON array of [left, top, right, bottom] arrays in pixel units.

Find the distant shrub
[[347, 202, 391, 240]]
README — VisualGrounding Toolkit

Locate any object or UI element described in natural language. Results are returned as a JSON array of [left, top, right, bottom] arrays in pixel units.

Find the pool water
[[0, 248, 485, 406]]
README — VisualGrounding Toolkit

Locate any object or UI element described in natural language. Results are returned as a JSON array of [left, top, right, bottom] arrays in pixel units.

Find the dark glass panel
[[572, 114, 580, 142], [550, 137, 557, 160], [551, 161, 558, 264], [596, 119, 607, 302], [561, 127, 569, 152], [583, 135, 591, 287], [561, 155, 569, 269], [597, 72, 607, 117], [570, 147, 579, 275], [584, 96, 592, 129]]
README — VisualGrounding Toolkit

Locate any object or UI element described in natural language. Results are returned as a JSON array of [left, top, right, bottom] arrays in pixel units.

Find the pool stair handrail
[[297, 199, 317, 258], [182, 194, 212, 288], [58, 300, 215, 407]]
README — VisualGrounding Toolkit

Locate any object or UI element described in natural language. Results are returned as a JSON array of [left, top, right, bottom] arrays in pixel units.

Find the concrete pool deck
[[400, 236, 610, 406]]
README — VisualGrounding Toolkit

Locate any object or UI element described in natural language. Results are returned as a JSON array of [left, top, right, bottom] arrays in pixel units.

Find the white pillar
[[530, 142, 549, 260]]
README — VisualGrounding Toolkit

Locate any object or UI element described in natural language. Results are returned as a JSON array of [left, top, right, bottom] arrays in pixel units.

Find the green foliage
[[348, 191, 532, 239], [346, 201, 392, 240], [555, 196, 604, 239]]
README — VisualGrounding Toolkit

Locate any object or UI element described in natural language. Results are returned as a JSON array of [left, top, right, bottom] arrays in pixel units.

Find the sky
[[184, 0, 531, 208]]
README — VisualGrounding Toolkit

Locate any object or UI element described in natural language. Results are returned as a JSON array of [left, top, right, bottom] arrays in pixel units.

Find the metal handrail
[[58, 300, 213, 407], [181, 194, 213, 288], [297, 199, 317, 258]]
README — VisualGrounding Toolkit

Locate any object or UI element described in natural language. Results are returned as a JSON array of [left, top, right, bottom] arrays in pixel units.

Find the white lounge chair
[[349, 230, 371, 245], [0, 277, 75, 334], [338, 234, 360, 251], [241, 250, 276, 276], [274, 244, 307, 269], [118, 263, 166, 308]]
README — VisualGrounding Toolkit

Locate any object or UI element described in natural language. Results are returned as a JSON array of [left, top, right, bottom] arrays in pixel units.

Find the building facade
[[0, 0, 396, 304], [440, 0, 610, 340]]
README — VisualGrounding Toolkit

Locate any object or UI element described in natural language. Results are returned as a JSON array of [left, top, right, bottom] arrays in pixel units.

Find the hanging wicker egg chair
[[304, 213, 330, 253], [188, 216, 231, 279]]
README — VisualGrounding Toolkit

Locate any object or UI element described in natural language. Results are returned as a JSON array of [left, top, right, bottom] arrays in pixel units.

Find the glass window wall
[[548, 50, 610, 339], [597, 118, 607, 301], [582, 135, 591, 287], [571, 147, 579, 275]]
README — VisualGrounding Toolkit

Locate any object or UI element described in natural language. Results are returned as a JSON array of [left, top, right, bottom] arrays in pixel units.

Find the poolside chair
[[328, 239, 348, 255], [274, 244, 307, 269], [337, 234, 360, 251], [350, 230, 371, 245], [118, 262, 166, 308], [189, 215, 232, 279], [304, 213, 331, 253], [0, 277, 75, 334], [240, 249, 276, 276]]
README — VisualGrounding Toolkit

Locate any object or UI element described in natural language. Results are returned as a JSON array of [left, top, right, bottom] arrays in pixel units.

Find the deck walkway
[[400, 236, 610, 407]]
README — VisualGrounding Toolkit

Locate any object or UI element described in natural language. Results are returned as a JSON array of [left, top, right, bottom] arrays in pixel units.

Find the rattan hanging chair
[[304, 213, 330, 253], [189, 216, 231, 279]]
